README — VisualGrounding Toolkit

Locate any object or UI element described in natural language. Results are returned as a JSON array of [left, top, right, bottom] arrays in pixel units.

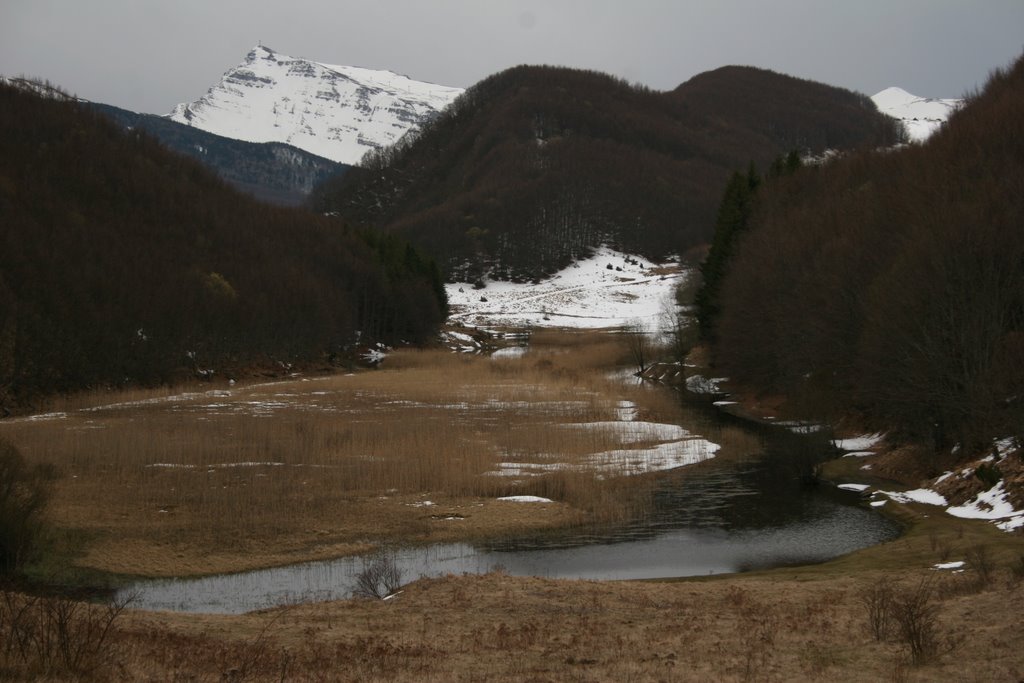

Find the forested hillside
[[712, 54, 1024, 452], [94, 102, 349, 206], [312, 64, 903, 281], [0, 83, 446, 411]]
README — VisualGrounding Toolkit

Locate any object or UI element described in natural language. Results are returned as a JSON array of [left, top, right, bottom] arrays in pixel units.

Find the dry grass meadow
[[0, 330, 747, 578], [2, 329, 1023, 681]]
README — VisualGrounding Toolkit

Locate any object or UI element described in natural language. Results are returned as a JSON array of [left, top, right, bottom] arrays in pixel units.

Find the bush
[[891, 580, 940, 665], [860, 577, 895, 641], [0, 589, 129, 677], [352, 548, 403, 599], [964, 544, 995, 588], [0, 440, 52, 577], [974, 462, 1002, 488]]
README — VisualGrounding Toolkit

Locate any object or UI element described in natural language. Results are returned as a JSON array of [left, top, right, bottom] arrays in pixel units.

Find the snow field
[[446, 247, 688, 333], [870, 86, 961, 143]]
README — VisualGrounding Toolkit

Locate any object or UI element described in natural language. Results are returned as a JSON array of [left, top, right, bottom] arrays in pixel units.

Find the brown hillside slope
[[313, 65, 902, 282]]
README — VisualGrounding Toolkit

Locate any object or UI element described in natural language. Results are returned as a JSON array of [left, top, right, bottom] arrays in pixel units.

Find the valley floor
[[18, 517, 1024, 681], [1, 318, 1022, 680]]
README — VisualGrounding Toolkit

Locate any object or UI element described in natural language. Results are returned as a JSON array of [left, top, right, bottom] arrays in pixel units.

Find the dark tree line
[[312, 64, 902, 282], [0, 82, 446, 410], [695, 152, 803, 338], [711, 54, 1024, 453]]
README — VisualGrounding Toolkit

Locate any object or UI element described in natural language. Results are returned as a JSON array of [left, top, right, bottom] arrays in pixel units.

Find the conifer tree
[[695, 165, 760, 339]]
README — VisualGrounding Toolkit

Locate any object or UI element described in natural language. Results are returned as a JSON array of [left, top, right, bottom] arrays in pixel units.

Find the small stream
[[117, 405, 901, 614]]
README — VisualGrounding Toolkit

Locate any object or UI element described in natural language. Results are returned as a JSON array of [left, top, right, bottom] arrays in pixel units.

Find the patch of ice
[[686, 375, 727, 395], [777, 421, 826, 434], [842, 451, 875, 458], [614, 400, 638, 421], [584, 438, 719, 475], [487, 462, 563, 477], [490, 346, 527, 359], [838, 483, 870, 492], [497, 496, 554, 503], [880, 488, 948, 506], [22, 411, 69, 421], [146, 461, 285, 469], [933, 561, 965, 570], [832, 433, 884, 452], [563, 421, 690, 444]]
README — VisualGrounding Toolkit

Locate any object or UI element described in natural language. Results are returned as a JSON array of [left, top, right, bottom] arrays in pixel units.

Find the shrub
[[974, 462, 1002, 488], [353, 548, 403, 599], [964, 544, 995, 588], [891, 580, 940, 665], [0, 589, 130, 677], [0, 440, 52, 577], [860, 577, 894, 641]]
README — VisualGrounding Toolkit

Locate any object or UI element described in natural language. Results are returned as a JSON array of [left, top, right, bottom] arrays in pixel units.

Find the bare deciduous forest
[[712, 54, 1024, 452], [312, 64, 903, 282], [0, 83, 447, 411]]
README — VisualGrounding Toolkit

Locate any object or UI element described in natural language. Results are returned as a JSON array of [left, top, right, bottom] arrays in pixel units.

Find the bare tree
[[623, 321, 651, 375], [353, 548, 403, 599]]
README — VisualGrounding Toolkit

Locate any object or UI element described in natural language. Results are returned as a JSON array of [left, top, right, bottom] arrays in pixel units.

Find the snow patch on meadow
[[845, 436, 1024, 534], [446, 247, 686, 332]]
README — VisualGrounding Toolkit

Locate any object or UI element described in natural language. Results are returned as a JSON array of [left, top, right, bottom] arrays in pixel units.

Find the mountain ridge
[[167, 45, 464, 165], [313, 63, 905, 281]]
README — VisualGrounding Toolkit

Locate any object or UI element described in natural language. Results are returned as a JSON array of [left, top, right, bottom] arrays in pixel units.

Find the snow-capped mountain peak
[[871, 86, 961, 142], [168, 45, 464, 165]]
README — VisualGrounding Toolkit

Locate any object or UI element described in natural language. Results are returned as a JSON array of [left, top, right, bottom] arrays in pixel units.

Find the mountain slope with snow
[[168, 45, 463, 165], [871, 86, 960, 142]]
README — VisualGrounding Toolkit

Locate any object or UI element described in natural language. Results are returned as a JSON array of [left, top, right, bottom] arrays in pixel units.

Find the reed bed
[[0, 331, 750, 576]]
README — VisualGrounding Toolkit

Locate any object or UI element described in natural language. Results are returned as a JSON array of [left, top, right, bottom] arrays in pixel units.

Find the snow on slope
[[871, 86, 960, 142], [446, 247, 687, 331], [168, 45, 463, 165]]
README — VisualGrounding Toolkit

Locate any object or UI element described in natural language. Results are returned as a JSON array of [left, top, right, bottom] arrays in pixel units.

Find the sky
[[2, 0, 1022, 115]]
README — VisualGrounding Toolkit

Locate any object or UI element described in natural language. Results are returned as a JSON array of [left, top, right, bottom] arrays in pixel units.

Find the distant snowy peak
[[871, 86, 961, 142], [168, 45, 464, 165]]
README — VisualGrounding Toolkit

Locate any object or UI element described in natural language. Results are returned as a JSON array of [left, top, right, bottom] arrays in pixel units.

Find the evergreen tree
[[695, 165, 760, 339]]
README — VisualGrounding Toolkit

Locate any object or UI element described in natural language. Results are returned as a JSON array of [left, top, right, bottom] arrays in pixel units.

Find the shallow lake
[[117, 398, 901, 614]]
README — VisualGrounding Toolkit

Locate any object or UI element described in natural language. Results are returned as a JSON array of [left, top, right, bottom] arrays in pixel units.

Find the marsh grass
[[0, 331, 738, 576]]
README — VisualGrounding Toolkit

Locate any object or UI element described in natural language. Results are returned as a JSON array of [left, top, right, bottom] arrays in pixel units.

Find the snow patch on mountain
[[871, 86, 961, 142], [168, 45, 463, 165]]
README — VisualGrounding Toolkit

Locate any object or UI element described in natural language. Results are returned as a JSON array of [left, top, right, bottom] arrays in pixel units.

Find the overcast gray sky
[[2, 0, 1022, 115]]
